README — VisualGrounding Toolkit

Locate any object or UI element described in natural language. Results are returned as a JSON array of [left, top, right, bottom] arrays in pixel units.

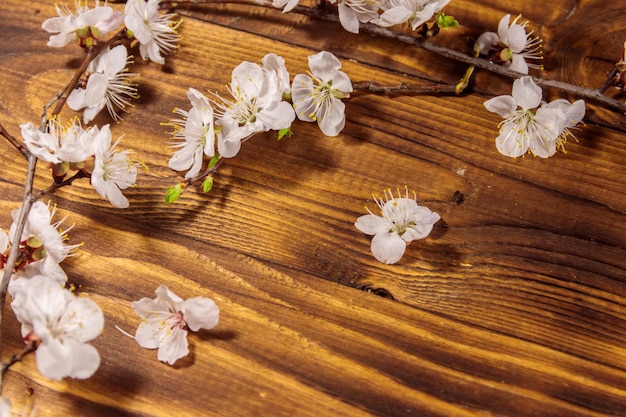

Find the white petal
[[181, 297, 220, 332], [371, 232, 406, 264], [483, 95, 516, 118], [355, 214, 391, 235], [475, 31, 499, 54], [506, 24, 528, 53], [512, 76, 542, 110], [157, 327, 189, 365], [318, 98, 346, 137], [308, 51, 342, 82], [508, 54, 529, 74]]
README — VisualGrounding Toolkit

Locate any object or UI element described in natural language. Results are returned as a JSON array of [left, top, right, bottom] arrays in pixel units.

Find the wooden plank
[[0, 0, 625, 415]]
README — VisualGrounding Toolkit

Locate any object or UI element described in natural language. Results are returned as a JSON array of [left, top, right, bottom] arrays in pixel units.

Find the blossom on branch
[[475, 14, 542, 74], [213, 60, 295, 157], [124, 0, 182, 65], [21, 118, 98, 165], [42, 0, 124, 48], [91, 124, 139, 208], [165, 87, 216, 179], [67, 45, 139, 124], [132, 285, 220, 365], [355, 187, 440, 264], [292, 51, 353, 137], [483, 76, 585, 158], [10, 274, 104, 381], [7, 201, 79, 292], [373, 0, 451, 31], [329, 0, 381, 34]]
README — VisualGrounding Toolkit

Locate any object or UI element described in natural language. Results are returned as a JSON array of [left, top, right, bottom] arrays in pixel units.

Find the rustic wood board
[[0, 0, 625, 415]]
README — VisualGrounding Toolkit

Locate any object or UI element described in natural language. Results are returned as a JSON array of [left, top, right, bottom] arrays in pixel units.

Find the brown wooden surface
[[1, 0, 626, 415]]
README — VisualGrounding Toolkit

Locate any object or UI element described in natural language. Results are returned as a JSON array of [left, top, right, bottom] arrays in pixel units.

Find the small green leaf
[[277, 127, 293, 141], [202, 177, 214, 193], [207, 155, 220, 169], [165, 183, 184, 204], [436, 13, 459, 29]]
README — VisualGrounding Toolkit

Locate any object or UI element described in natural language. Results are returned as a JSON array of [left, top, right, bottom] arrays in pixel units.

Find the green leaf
[[207, 155, 220, 169], [202, 177, 214, 193], [277, 127, 293, 141], [165, 183, 184, 204], [436, 13, 459, 29]]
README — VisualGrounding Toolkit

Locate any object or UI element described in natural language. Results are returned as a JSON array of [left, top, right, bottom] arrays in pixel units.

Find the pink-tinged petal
[[355, 214, 391, 235], [80, 7, 114, 27], [371, 232, 407, 264], [64, 342, 101, 379], [181, 297, 220, 332], [483, 95, 516, 118], [96, 10, 124, 34], [508, 54, 529, 75], [65, 298, 104, 342], [512, 76, 542, 110], [157, 327, 189, 365], [135, 320, 164, 349]]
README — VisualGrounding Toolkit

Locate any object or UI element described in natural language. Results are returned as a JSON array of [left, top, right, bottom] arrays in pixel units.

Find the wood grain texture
[[1, 0, 626, 415]]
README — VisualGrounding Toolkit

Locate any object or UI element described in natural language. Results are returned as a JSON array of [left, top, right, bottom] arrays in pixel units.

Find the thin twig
[[0, 154, 37, 393], [352, 81, 458, 95], [1, 341, 37, 377], [0, 122, 29, 159]]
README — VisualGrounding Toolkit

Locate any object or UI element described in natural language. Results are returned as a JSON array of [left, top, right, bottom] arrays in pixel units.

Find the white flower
[[91, 125, 138, 208], [8, 201, 78, 273], [292, 51, 353, 137], [475, 14, 542, 74], [42, 0, 124, 48], [124, 0, 181, 65], [214, 61, 295, 157], [132, 285, 219, 365], [272, 0, 299, 12], [355, 187, 440, 264], [20, 118, 99, 164], [483, 76, 585, 158], [329, 0, 381, 34], [373, 0, 450, 31], [165, 88, 216, 179], [261, 53, 292, 98], [10, 274, 104, 381], [67, 45, 138, 124]]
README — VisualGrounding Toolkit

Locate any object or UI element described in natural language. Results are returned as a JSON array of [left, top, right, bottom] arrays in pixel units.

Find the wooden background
[[1, 0, 626, 415]]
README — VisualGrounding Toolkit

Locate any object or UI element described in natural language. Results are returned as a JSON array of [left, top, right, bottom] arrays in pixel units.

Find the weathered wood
[[1, 0, 626, 415]]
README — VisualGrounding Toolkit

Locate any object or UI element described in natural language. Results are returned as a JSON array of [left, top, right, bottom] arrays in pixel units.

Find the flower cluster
[[20, 119, 138, 208], [475, 14, 543, 74], [274, 0, 451, 34], [163, 51, 352, 196], [355, 187, 440, 264], [0, 202, 104, 381], [483, 76, 585, 158], [43, 0, 181, 123]]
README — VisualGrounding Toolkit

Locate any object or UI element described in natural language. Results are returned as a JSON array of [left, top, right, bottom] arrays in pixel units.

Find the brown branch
[[0, 122, 29, 159], [175, 1, 626, 113], [352, 80, 458, 95], [1, 340, 38, 377]]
